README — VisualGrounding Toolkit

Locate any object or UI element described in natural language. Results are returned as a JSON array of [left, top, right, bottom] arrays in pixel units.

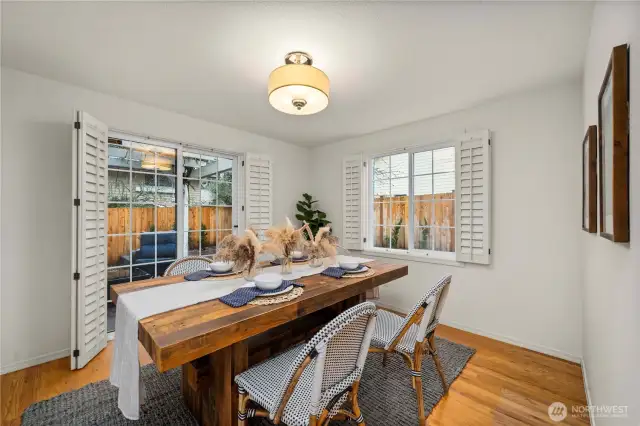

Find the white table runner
[[109, 255, 373, 420]]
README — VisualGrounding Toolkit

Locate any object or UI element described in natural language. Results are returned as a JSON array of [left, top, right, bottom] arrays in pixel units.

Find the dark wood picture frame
[[598, 44, 629, 242], [582, 126, 597, 233]]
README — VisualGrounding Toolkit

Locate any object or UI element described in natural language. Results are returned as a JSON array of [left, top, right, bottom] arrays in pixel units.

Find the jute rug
[[22, 337, 475, 426]]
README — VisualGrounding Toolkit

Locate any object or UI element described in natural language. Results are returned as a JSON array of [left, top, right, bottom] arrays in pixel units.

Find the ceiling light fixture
[[268, 52, 329, 115]]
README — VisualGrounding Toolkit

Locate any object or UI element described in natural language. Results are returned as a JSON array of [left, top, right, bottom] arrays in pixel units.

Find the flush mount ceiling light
[[268, 51, 330, 115]]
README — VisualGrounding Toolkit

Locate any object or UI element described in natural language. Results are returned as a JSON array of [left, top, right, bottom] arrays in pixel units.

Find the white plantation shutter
[[71, 111, 108, 369], [245, 153, 272, 239], [343, 154, 365, 250], [456, 130, 492, 264]]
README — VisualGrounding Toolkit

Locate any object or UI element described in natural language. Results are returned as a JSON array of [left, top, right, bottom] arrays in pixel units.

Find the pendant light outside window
[[268, 52, 330, 115]]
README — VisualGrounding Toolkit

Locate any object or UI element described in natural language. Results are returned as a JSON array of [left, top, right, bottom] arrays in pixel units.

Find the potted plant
[[295, 193, 330, 238]]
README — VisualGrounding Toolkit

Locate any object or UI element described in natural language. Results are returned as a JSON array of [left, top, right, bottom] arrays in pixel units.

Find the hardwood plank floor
[[0, 326, 589, 425]]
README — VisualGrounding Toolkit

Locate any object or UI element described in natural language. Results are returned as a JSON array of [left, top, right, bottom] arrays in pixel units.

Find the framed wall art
[[582, 125, 597, 233], [598, 44, 629, 242]]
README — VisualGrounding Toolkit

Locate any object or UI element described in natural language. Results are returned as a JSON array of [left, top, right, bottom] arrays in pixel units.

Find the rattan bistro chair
[[235, 302, 378, 426], [163, 256, 213, 276], [369, 274, 452, 425]]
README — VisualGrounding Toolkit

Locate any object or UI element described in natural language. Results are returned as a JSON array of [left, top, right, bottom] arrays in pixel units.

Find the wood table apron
[[111, 261, 408, 426]]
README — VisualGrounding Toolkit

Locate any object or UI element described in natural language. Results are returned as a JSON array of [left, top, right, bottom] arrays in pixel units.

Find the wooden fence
[[373, 193, 455, 251], [107, 206, 233, 265]]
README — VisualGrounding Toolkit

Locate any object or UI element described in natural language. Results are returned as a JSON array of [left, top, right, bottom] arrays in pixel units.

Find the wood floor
[[0, 325, 589, 425]]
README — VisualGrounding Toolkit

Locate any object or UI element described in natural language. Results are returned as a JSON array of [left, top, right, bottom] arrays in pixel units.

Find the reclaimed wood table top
[[110, 261, 408, 372]]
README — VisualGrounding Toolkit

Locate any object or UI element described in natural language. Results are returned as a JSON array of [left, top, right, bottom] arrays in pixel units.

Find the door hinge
[[73, 272, 80, 280], [363, 237, 367, 243], [241, 160, 245, 167], [488, 248, 491, 255], [74, 121, 81, 130], [488, 138, 492, 146], [363, 161, 367, 167], [241, 206, 245, 212], [73, 349, 80, 357], [73, 198, 80, 206]]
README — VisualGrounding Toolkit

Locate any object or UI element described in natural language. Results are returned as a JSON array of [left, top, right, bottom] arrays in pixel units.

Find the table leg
[[182, 341, 248, 426]]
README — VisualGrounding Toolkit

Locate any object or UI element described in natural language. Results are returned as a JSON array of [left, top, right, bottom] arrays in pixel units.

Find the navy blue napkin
[[321, 264, 366, 279], [184, 269, 235, 281], [219, 280, 304, 308], [271, 256, 309, 265]]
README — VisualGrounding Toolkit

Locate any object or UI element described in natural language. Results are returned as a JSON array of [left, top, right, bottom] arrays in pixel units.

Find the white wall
[[0, 68, 310, 373], [310, 81, 584, 360], [581, 3, 640, 424]]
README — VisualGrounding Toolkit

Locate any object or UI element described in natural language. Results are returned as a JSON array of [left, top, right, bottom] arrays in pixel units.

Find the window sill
[[362, 249, 465, 268]]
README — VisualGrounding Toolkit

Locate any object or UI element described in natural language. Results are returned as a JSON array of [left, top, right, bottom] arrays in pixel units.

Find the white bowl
[[339, 261, 360, 271], [292, 250, 304, 259], [210, 261, 234, 273], [254, 273, 283, 290]]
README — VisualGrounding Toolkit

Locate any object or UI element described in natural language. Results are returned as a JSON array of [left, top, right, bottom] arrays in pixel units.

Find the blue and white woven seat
[[370, 309, 438, 354], [368, 274, 452, 425], [163, 256, 213, 276], [235, 302, 378, 426]]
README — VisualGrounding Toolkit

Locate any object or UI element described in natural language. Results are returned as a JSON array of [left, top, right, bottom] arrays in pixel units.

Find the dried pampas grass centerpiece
[[264, 217, 304, 274], [303, 225, 339, 267], [215, 229, 262, 279]]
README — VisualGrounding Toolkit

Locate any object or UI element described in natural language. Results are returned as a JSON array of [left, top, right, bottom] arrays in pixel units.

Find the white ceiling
[[2, 2, 593, 147]]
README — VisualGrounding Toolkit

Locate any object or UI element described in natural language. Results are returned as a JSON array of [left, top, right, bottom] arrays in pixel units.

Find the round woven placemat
[[248, 287, 304, 305], [203, 272, 243, 281], [343, 269, 376, 279]]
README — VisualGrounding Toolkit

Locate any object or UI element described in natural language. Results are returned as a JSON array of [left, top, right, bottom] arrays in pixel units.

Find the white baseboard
[[0, 348, 69, 375], [580, 358, 596, 426], [375, 301, 582, 363]]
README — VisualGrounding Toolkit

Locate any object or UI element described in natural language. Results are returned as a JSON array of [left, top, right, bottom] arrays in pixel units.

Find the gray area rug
[[22, 337, 474, 426]]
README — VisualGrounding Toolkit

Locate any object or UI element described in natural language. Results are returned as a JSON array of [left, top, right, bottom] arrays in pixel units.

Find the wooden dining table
[[110, 260, 408, 426]]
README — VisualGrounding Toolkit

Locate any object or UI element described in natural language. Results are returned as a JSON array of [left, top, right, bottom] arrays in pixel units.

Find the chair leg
[[351, 381, 366, 425], [428, 333, 449, 394], [237, 389, 249, 426], [413, 345, 426, 425], [382, 351, 388, 367]]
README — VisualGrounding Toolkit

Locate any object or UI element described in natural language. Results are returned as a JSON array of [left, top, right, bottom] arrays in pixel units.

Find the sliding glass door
[[106, 135, 238, 292], [107, 137, 178, 286]]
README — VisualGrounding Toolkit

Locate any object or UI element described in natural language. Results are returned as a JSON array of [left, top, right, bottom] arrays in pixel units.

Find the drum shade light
[[268, 52, 329, 115]]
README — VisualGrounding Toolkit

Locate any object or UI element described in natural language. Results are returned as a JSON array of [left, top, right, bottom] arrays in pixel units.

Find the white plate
[[256, 285, 293, 297], [343, 265, 368, 274]]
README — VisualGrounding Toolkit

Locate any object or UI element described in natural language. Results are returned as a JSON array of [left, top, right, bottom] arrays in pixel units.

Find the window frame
[[106, 130, 241, 287], [366, 140, 458, 263]]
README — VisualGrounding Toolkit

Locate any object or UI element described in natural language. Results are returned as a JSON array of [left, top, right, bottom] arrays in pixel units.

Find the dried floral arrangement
[[264, 217, 304, 258], [302, 224, 339, 260], [215, 229, 263, 273]]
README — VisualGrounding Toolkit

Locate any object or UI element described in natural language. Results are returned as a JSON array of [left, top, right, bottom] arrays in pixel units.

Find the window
[[370, 146, 456, 259], [182, 151, 235, 257], [106, 135, 239, 288], [346, 130, 490, 265]]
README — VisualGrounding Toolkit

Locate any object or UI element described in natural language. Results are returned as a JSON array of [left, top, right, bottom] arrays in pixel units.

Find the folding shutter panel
[[245, 153, 272, 239], [456, 130, 491, 264], [343, 154, 365, 250], [71, 111, 108, 369]]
